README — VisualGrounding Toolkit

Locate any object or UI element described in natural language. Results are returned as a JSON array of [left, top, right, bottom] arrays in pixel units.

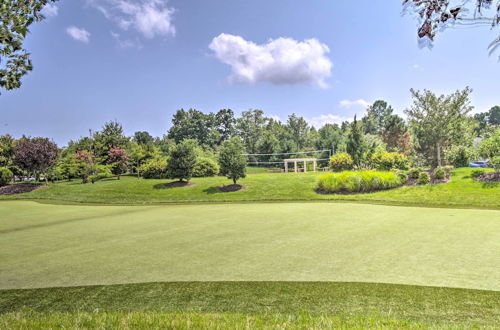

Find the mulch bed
[[404, 168, 451, 186], [0, 184, 49, 195], [219, 184, 246, 192], [161, 181, 195, 188], [476, 172, 500, 182]]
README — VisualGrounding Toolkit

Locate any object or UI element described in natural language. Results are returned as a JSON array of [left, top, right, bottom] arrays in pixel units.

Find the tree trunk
[[436, 142, 442, 167], [233, 177, 237, 185]]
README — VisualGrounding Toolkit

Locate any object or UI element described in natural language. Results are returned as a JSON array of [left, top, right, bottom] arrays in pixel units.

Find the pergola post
[[313, 160, 317, 172], [294, 161, 297, 173], [284, 161, 288, 173], [303, 160, 307, 172]]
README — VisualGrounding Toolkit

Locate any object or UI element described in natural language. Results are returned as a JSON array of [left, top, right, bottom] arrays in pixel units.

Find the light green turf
[[1, 168, 499, 209], [1, 201, 499, 290]]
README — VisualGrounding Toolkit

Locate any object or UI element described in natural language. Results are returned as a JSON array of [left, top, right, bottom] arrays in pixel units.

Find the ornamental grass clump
[[317, 170, 404, 194]]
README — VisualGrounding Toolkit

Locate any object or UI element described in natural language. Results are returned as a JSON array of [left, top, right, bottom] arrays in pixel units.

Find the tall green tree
[[215, 109, 236, 143], [317, 124, 346, 153], [346, 115, 367, 166], [405, 87, 474, 167], [286, 113, 310, 150], [236, 109, 269, 155], [133, 131, 154, 145], [381, 114, 412, 155], [168, 109, 216, 147], [1, 0, 58, 92], [219, 137, 247, 185], [362, 100, 394, 135], [166, 139, 198, 182]]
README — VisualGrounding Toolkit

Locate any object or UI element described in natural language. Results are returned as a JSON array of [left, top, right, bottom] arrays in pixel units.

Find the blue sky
[[1, 0, 499, 145]]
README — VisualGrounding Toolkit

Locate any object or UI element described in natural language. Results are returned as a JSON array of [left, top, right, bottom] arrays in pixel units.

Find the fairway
[[1, 201, 499, 290]]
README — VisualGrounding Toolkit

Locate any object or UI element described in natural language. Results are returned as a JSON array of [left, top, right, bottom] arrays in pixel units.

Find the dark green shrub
[[417, 172, 430, 185], [329, 153, 353, 171], [140, 158, 168, 179], [219, 137, 247, 184], [491, 156, 500, 173], [193, 158, 219, 177], [445, 145, 476, 168], [370, 151, 409, 171], [409, 168, 421, 179], [394, 170, 408, 184], [0, 167, 13, 186], [88, 165, 112, 184], [470, 169, 486, 179], [434, 167, 445, 180], [317, 171, 403, 193]]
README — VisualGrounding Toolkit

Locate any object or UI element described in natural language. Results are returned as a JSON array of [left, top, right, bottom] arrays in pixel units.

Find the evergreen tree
[[166, 139, 198, 182], [346, 115, 367, 166]]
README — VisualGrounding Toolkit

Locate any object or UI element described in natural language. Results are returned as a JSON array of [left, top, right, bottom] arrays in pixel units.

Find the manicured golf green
[[1, 201, 499, 290]]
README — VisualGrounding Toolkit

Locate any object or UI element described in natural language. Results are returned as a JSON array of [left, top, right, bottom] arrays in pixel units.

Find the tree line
[[0, 87, 499, 186]]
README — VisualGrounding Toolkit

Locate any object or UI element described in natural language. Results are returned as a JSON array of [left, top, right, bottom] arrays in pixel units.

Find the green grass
[[1, 282, 499, 328], [1, 201, 499, 290], [1, 168, 498, 209]]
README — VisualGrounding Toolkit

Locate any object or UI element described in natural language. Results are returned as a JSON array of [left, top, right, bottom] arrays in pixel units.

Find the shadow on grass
[[482, 182, 499, 189], [202, 186, 222, 195]]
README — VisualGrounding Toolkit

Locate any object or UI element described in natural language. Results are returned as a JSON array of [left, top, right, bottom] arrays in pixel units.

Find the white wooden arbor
[[284, 158, 317, 173]]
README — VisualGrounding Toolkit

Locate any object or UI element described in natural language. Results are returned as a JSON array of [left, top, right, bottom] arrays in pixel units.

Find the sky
[[1, 0, 499, 146]]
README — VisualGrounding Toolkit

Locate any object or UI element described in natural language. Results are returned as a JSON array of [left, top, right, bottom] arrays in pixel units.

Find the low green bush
[[417, 172, 430, 185], [393, 170, 408, 184], [193, 158, 219, 177], [329, 153, 353, 172], [470, 169, 485, 179], [88, 165, 112, 184], [370, 151, 409, 171], [140, 158, 168, 179], [0, 167, 13, 186], [491, 156, 500, 173], [445, 145, 476, 168], [317, 170, 404, 193], [409, 168, 421, 179], [434, 167, 445, 180]]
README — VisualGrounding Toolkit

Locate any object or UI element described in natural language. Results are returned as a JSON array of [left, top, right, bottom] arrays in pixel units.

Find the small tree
[[346, 115, 367, 166], [14, 137, 58, 183], [74, 150, 97, 184], [219, 137, 247, 185], [166, 139, 198, 182], [107, 147, 128, 180]]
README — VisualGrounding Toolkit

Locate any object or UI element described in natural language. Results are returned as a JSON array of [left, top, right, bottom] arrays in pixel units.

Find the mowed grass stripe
[[1, 201, 499, 290], [1, 282, 499, 327]]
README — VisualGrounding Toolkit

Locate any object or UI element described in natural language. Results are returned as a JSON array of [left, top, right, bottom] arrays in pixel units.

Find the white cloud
[[66, 26, 91, 43], [42, 3, 58, 17], [306, 114, 350, 128], [89, 0, 175, 39], [209, 34, 333, 87], [111, 31, 142, 49], [339, 99, 370, 109]]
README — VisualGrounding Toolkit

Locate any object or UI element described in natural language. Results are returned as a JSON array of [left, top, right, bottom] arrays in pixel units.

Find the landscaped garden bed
[[316, 171, 404, 194], [0, 183, 48, 196]]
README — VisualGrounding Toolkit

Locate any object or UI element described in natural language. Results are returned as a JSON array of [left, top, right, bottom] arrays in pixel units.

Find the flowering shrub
[[329, 153, 353, 172], [370, 151, 409, 171], [108, 147, 129, 179]]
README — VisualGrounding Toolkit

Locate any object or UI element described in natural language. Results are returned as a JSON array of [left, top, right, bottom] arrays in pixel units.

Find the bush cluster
[[193, 158, 219, 177], [0, 167, 13, 186], [445, 145, 476, 168], [317, 170, 404, 193], [470, 169, 486, 179], [491, 156, 500, 173], [329, 153, 353, 172], [88, 165, 112, 184], [417, 172, 430, 185], [409, 168, 421, 179], [370, 151, 409, 171], [139, 158, 169, 179], [434, 167, 445, 180]]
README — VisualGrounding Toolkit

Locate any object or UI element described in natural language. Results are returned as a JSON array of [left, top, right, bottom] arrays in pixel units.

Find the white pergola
[[284, 158, 317, 173]]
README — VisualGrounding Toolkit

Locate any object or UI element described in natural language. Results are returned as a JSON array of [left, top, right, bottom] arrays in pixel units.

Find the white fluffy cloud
[[41, 3, 58, 17], [306, 114, 350, 128], [209, 34, 333, 87], [339, 99, 370, 109], [89, 0, 175, 38], [66, 26, 91, 43]]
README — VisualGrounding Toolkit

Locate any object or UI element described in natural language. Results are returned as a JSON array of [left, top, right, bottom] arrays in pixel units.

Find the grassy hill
[[1, 167, 499, 209]]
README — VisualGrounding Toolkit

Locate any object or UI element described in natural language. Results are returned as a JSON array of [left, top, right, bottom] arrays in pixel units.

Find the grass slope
[[1, 201, 499, 290], [1, 282, 499, 328], [1, 168, 498, 209]]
